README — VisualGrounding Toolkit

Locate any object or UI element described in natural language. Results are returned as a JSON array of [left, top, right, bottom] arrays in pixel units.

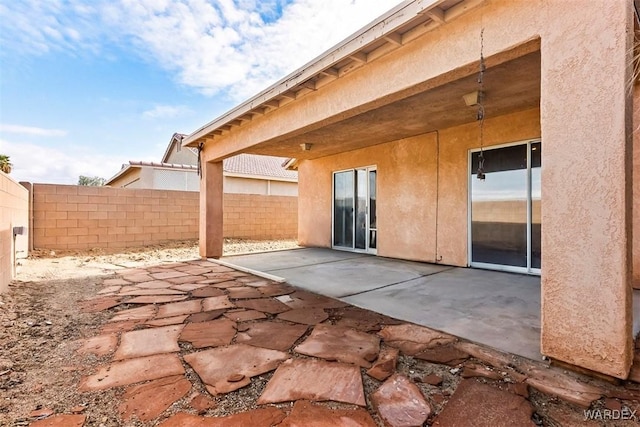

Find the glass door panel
[[355, 169, 367, 250], [530, 142, 541, 270], [369, 170, 377, 250], [333, 171, 354, 248], [471, 144, 528, 268]]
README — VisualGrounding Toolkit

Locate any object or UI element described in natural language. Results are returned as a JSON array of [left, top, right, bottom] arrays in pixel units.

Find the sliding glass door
[[469, 141, 541, 274], [333, 167, 377, 254]]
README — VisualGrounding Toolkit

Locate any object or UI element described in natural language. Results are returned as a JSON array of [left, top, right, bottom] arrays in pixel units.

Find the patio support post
[[540, 0, 634, 378], [199, 160, 223, 259]]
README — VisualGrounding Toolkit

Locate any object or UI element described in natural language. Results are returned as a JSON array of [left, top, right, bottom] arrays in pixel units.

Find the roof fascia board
[[105, 163, 140, 185], [183, 0, 449, 147]]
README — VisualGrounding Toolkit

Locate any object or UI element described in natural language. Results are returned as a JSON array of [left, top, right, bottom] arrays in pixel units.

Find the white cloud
[[0, 124, 68, 137], [0, 0, 403, 99], [0, 139, 129, 185], [142, 105, 194, 119]]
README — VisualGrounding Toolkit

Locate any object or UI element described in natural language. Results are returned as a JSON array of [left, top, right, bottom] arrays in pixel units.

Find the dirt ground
[[0, 239, 298, 426], [1, 239, 639, 426]]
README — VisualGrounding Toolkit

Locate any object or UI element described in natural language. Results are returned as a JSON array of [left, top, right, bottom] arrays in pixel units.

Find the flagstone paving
[[25, 257, 638, 426]]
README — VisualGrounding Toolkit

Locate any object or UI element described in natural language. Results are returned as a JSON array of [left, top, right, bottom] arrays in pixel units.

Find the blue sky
[[0, 0, 402, 184]]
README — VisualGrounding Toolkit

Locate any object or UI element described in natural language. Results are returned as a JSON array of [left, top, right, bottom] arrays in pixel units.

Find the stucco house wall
[[0, 173, 29, 293], [633, 83, 640, 290], [186, 0, 634, 379], [299, 108, 540, 265]]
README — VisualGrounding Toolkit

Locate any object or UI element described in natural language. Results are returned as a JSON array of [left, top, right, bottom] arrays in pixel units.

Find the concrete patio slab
[[258, 358, 365, 406], [224, 249, 545, 360]]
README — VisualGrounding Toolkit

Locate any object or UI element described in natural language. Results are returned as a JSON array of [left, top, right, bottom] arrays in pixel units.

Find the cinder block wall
[[0, 174, 29, 292], [32, 184, 298, 250], [33, 184, 199, 250], [223, 193, 298, 240]]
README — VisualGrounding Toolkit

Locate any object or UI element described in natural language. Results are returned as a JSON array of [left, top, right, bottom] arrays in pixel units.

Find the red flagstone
[[76, 334, 118, 356], [283, 290, 347, 309], [30, 414, 86, 427], [166, 275, 207, 285], [174, 266, 212, 275], [103, 278, 131, 286], [100, 320, 142, 334], [79, 354, 184, 391], [126, 295, 188, 304], [122, 274, 155, 283], [114, 325, 183, 360], [191, 287, 227, 298], [258, 358, 366, 406], [202, 295, 234, 311], [29, 408, 54, 418], [210, 280, 243, 289], [460, 363, 503, 380], [334, 317, 381, 332], [79, 296, 122, 313], [223, 309, 266, 322], [258, 283, 295, 297], [136, 280, 173, 289], [234, 298, 291, 314], [414, 344, 469, 366], [366, 347, 399, 381], [119, 375, 191, 422], [227, 286, 263, 299], [422, 374, 443, 386], [187, 309, 227, 323], [157, 408, 286, 427], [179, 318, 236, 348], [277, 308, 328, 325], [171, 283, 208, 292], [110, 305, 157, 322], [146, 315, 189, 327], [69, 406, 86, 414], [235, 321, 308, 351], [197, 278, 234, 284], [434, 380, 536, 426], [189, 393, 217, 413], [119, 288, 186, 296], [371, 374, 431, 427], [184, 343, 288, 395], [156, 300, 202, 318], [524, 366, 602, 408], [97, 285, 122, 294], [295, 324, 380, 368], [378, 324, 456, 356], [279, 400, 377, 427], [151, 271, 190, 280]]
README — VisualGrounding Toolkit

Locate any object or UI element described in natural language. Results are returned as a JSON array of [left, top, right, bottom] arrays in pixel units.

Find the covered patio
[[223, 248, 640, 363]]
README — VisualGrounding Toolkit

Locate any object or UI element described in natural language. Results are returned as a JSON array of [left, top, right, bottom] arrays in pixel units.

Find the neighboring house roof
[[161, 132, 197, 164], [183, 0, 480, 148], [105, 161, 197, 186], [224, 154, 298, 180], [106, 155, 297, 186]]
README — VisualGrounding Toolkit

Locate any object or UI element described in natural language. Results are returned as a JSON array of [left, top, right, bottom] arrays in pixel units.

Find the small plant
[[0, 154, 12, 174]]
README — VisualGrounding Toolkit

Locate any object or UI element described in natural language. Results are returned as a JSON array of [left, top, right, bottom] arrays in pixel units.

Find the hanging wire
[[197, 142, 204, 178], [476, 28, 486, 181]]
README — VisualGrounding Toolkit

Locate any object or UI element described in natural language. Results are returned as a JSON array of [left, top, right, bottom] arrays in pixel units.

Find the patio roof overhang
[[183, 0, 528, 160]]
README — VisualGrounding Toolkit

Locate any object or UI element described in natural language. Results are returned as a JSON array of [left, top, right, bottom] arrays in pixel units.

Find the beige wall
[[225, 176, 298, 196], [0, 173, 29, 292], [32, 184, 297, 250], [108, 168, 143, 189], [224, 193, 298, 240], [299, 108, 540, 265]]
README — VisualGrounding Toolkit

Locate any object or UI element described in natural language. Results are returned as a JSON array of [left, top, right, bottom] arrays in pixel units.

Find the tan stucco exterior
[[0, 173, 29, 293], [633, 83, 640, 290], [190, 0, 635, 378], [299, 108, 540, 266]]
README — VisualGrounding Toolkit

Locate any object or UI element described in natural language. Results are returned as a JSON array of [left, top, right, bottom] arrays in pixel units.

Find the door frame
[[467, 139, 541, 275], [331, 165, 377, 254]]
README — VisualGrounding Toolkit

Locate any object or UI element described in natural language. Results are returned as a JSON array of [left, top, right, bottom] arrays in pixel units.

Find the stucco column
[[199, 160, 223, 259], [540, 1, 633, 378]]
